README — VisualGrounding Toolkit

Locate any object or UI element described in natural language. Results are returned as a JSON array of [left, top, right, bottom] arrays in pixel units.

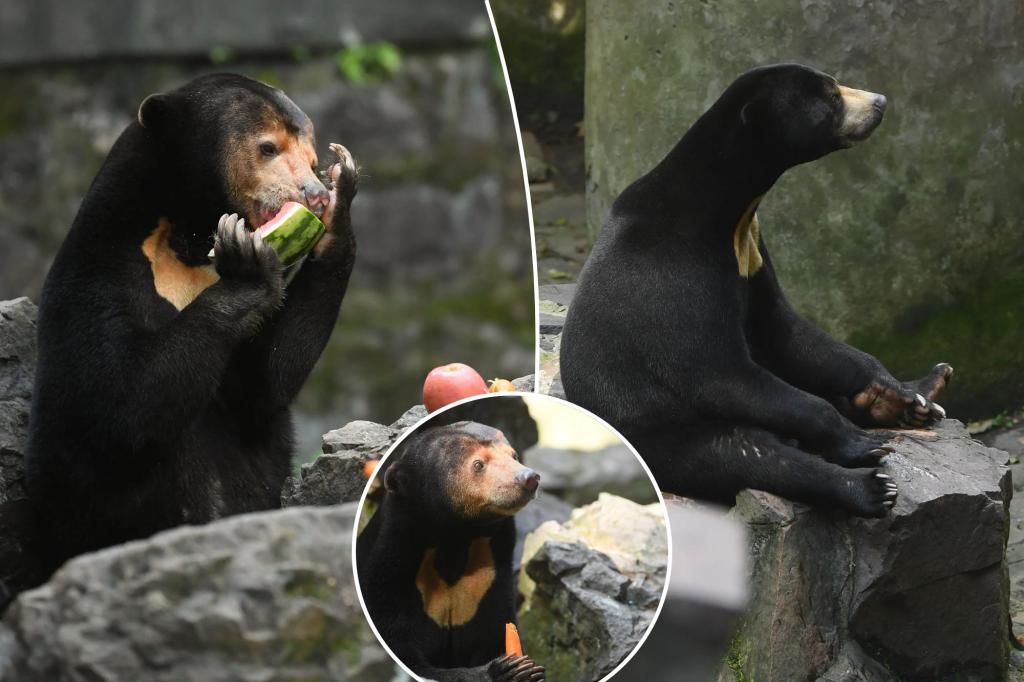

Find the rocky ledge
[[723, 419, 1011, 682], [0, 504, 391, 682]]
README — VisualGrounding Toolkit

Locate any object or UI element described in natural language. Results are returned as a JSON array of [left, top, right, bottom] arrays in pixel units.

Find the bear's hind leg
[[635, 423, 898, 518]]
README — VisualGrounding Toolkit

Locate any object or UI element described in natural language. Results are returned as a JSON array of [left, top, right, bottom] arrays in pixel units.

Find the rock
[[528, 444, 657, 506], [388, 405, 428, 432], [513, 491, 574, 568], [321, 420, 396, 456], [721, 420, 1011, 681], [537, 284, 572, 398], [0, 298, 38, 591], [0, 504, 394, 681], [511, 374, 535, 393], [618, 500, 748, 682], [285, 418, 406, 508], [281, 451, 371, 508], [585, 0, 1024, 418], [519, 494, 667, 681]]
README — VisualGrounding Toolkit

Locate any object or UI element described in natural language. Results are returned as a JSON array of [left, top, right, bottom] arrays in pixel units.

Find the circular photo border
[[351, 391, 673, 682]]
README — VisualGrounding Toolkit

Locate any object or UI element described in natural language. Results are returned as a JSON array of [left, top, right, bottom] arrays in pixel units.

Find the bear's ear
[[137, 92, 176, 131]]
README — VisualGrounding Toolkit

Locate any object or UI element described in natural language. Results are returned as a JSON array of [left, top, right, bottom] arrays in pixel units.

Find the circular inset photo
[[353, 393, 670, 682]]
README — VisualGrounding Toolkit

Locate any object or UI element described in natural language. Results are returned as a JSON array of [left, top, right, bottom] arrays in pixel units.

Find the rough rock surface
[[537, 284, 570, 398], [619, 499, 748, 682], [519, 493, 668, 682], [722, 420, 1011, 682], [0, 504, 394, 682], [283, 411, 415, 507], [0, 298, 37, 591]]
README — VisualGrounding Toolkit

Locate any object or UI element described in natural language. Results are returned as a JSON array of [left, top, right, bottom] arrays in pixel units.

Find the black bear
[[560, 64, 952, 518], [357, 421, 546, 682], [24, 73, 358, 579]]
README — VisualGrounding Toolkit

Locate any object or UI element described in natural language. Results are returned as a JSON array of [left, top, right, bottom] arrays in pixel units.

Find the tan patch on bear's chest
[[415, 537, 496, 628], [733, 196, 764, 278], [141, 218, 219, 310]]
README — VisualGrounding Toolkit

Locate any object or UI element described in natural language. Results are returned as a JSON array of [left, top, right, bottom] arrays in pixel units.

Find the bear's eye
[[472, 460, 485, 473], [259, 141, 278, 157]]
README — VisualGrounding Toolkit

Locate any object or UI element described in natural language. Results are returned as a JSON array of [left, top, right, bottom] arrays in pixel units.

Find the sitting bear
[[357, 421, 546, 682], [24, 73, 358, 579], [560, 64, 952, 518]]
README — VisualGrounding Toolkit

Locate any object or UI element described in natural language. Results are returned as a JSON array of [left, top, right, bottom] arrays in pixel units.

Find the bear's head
[[137, 73, 330, 234], [384, 421, 541, 525], [721, 63, 887, 170]]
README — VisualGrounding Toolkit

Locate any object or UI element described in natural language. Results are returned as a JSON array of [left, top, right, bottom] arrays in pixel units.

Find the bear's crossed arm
[[749, 246, 948, 427], [658, 292, 890, 468]]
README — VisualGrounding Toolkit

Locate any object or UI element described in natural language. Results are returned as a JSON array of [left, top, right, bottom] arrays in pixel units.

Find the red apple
[[423, 363, 488, 412]]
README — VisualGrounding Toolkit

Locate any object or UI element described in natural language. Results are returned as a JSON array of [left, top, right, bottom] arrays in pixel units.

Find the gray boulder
[[0, 298, 38, 591], [283, 420, 403, 508], [519, 494, 668, 682], [0, 504, 393, 682], [722, 420, 1011, 681]]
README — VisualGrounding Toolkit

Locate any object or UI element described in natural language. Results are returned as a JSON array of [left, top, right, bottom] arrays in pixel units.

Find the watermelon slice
[[255, 202, 325, 266], [209, 202, 325, 267]]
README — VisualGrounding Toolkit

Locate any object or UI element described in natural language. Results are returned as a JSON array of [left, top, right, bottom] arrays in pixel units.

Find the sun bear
[[24, 73, 358, 580], [357, 421, 546, 682], [560, 63, 952, 518]]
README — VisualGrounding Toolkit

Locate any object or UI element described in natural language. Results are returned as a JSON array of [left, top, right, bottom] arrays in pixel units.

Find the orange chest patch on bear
[[141, 218, 219, 310], [733, 196, 764, 278], [415, 537, 496, 628]]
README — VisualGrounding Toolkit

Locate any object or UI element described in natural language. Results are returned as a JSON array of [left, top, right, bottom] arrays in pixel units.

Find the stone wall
[[585, 0, 1024, 418]]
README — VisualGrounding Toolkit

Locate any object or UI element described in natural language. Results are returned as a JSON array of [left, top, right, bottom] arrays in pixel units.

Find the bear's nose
[[872, 94, 887, 114], [302, 181, 330, 214], [516, 468, 540, 493]]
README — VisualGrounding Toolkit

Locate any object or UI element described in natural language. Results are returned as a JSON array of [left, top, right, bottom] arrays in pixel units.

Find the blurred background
[[494, 0, 1024, 424], [0, 0, 535, 462]]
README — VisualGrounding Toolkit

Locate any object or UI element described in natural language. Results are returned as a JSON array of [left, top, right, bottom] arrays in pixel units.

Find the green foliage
[[335, 42, 402, 85], [724, 633, 754, 682], [208, 45, 233, 65]]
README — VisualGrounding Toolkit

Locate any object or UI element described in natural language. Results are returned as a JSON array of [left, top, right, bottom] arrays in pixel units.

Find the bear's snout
[[515, 467, 540, 494]]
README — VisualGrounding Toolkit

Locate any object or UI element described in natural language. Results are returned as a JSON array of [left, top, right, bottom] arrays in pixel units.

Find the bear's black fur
[[561, 64, 952, 518], [24, 73, 358, 579], [357, 421, 545, 682]]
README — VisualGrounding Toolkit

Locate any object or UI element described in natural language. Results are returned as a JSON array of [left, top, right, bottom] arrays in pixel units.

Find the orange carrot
[[505, 622, 522, 657], [363, 459, 379, 480]]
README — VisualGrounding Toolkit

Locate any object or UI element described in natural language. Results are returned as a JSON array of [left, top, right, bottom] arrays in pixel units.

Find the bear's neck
[[631, 108, 783, 237], [377, 495, 510, 549]]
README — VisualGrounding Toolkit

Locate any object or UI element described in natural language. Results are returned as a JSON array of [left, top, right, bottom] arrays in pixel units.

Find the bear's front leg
[[229, 143, 358, 413]]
